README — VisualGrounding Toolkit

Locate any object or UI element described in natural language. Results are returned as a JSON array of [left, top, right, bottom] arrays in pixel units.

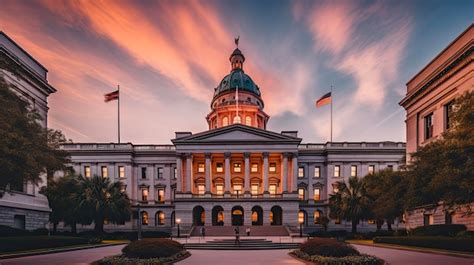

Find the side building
[[63, 46, 405, 235], [400, 24, 473, 229], [0, 32, 56, 230]]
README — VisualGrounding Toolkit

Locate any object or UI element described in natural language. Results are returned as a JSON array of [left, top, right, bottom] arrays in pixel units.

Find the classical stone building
[[63, 46, 405, 234], [400, 24, 473, 230], [0, 32, 55, 230]]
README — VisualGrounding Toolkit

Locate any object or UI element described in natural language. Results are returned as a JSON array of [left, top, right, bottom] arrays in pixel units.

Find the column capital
[[243, 152, 251, 158], [224, 152, 232, 159], [283, 152, 290, 158], [185, 153, 193, 159], [204, 152, 212, 159], [290, 152, 298, 158], [262, 152, 269, 158]]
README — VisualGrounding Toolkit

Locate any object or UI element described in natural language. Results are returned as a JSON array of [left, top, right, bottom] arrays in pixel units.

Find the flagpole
[[330, 85, 333, 143], [118, 84, 120, 143]]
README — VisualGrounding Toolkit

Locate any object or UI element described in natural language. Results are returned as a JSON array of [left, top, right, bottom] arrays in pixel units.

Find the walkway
[[178, 249, 303, 265]]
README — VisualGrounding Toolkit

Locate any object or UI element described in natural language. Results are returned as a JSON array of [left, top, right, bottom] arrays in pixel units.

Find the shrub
[[292, 249, 382, 265], [457, 230, 474, 238], [78, 230, 171, 240], [411, 224, 466, 237], [122, 238, 184, 259], [0, 225, 30, 237], [98, 250, 189, 265], [308, 230, 349, 239], [0, 236, 91, 252], [300, 238, 360, 257], [373, 236, 474, 252], [31, 228, 49, 236]]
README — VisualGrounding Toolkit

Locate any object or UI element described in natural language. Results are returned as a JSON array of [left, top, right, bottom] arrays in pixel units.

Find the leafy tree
[[406, 91, 474, 212], [75, 175, 131, 234], [329, 176, 370, 233]]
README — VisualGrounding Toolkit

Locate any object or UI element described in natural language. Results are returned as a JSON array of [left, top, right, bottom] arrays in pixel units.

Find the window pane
[[234, 163, 241, 172], [298, 167, 304, 177], [314, 167, 320, 178], [334, 166, 340, 177], [216, 163, 223, 173], [269, 163, 276, 172], [251, 184, 259, 195], [351, 165, 357, 177], [101, 166, 108, 178], [198, 163, 205, 173], [251, 163, 258, 172], [298, 188, 305, 200], [84, 166, 91, 178], [314, 188, 320, 201], [119, 166, 125, 178], [368, 165, 375, 174]]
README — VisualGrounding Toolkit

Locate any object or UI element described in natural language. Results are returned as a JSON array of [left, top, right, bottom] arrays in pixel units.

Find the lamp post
[[298, 214, 304, 238], [136, 203, 142, 241], [176, 218, 181, 238]]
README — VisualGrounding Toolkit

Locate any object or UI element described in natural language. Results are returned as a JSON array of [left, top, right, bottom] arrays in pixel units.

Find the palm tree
[[329, 176, 370, 233], [75, 175, 131, 234]]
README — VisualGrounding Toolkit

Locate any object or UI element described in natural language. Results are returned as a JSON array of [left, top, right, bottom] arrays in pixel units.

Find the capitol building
[[62, 46, 405, 235]]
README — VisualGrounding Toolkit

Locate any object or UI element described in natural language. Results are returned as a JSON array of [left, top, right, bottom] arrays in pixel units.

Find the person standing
[[246, 227, 250, 236], [234, 227, 240, 245], [201, 226, 206, 238]]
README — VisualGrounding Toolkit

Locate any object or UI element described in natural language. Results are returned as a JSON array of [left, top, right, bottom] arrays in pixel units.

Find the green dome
[[213, 69, 261, 98]]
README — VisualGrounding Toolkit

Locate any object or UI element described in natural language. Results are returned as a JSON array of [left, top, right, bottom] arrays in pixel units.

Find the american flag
[[104, 90, 119, 102]]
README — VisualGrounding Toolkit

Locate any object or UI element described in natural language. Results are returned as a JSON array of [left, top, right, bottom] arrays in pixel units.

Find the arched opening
[[270, 206, 283, 225], [193, 206, 205, 226], [222, 117, 229, 126], [231, 205, 244, 226], [299, 210, 307, 225], [251, 206, 263, 225], [233, 115, 241, 124], [141, 211, 149, 226], [314, 210, 322, 224], [155, 211, 165, 225], [212, 206, 224, 226], [245, 116, 252, 126]]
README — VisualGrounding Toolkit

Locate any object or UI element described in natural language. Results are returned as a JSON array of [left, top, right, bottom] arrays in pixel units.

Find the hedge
[[97, 250, 189, 265], [411, 224, 467, 237], [0, 236, 92, 253], [308, 230, 407, 240], [122, 238, 184, 259], [300, 238, 360, 257], [292, 249, 382, 265], [373, 236, 474, 252]]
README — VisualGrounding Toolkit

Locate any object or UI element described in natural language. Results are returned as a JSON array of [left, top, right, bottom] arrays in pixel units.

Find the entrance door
[[231, 206, 244, 226]]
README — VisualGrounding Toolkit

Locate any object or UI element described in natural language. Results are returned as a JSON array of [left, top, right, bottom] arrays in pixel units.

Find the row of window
[[423, 100, 454, 140], [222, 115, 252, 126], [297, 165, 391, 178], [140, 187, 166, 202], [141, 211, 166, 226], [198, 162, 276, 173], [192, 183, 278, 196], [298, 187, 322, 201], [83, 166, 177, 180]]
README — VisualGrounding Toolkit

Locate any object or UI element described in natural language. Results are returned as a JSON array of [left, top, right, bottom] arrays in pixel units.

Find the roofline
[[406, 23, 473, 86], [0, 31, 49, 73]]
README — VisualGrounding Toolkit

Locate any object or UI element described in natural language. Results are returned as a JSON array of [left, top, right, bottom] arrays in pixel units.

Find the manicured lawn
[[0, 236, 103, 254]]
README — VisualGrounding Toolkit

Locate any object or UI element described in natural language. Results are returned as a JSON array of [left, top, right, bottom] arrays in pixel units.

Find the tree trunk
[[376, 219, 384, 230], [94, 217, 104, 235], [351, 220, 357, 233], [387, 220, 393, 231], [53, 222, 58, 234], [71, 221, 77, 235]]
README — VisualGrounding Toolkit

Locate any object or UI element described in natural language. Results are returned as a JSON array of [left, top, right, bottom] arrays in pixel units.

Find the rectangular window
[[444, 101, 454, 130], [233, 184, 242, 195], [141, 188, 148, 201], [197, 185, 205, 195], [157, 188, 165, 202], [141, 167, 147, 179], [423, 214, 433, 226], [101, 166, 108, 178], [368, 165, 375, 174], [198, 163, 205, 173], [424, 113, 433, 140], [350, 165, 357, 177], [84, 166, 91, 178], [314, 188, 321, 201], [251, 163, 258, 173], [314, 166, 320, 178], [298, 167, 304, 178], [119, 166, 125, 178], [334, 165, 340, 177], [157, 167, 163, 179], [251, 184, 259, 196], [298, 188, 305, 201], [216, 163, 223, 173], [233, 163, 241, 173], [269, 184, 277, 196], [216, 184, 224, 195], [173, 167, 177, 179], [269, 163, 277, 173]]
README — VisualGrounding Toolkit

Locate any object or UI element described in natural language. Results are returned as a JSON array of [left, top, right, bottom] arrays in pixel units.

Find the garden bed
[[373, 236, 474, 252]]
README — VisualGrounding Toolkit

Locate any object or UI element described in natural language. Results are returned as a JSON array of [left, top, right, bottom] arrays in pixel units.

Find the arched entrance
[[193, 206, 205, 226], [270, 206, 283, 225], [212, 206, 224, 226], [231, 206, 244, 226], [251, 206, 263, 225]]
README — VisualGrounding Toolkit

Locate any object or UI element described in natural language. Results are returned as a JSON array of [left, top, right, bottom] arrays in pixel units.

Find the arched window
[[233, 115, 241, 124], [245, 116, 252, 126], [298, 211, 306, 225], [141, 211, 149, 225], [222, 117, 229, 126], [156, 211, 165, 225], [314, 210, 321, 224]]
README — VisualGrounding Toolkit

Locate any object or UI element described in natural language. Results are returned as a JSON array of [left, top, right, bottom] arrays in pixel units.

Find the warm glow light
[[176, 218, 181, 224]]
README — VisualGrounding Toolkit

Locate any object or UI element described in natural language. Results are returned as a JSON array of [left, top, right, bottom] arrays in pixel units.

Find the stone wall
[[0, 206, 49, 230]]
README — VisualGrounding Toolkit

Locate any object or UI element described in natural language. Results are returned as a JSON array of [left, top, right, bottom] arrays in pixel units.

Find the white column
[[292, 153, 298, 192], [282, 153, 288, 193], [224, 152, 231, 193], [244, 152, 250, 193], [205, 153, 211, 193], [263, 152, 269, 193], [186, 153, 192, 193], [176, 156, 182, 192]]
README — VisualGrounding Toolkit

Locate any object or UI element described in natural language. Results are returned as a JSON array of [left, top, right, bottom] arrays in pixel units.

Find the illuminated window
[[216, 184, 224, 196], [120, 184, 126, 193], [251, 211, 258, 222], [233, 115, 241, 124], [173, 167, 177, 179], [368, 219, 375, 224], [217, 211, 224, 223], [156, 211, 165, 225], [314, 188, 321, 201], [222, 117, 229, 126], [141, 188, 148, 201], [101, 166, 108, 178], [119, 166, 125, 178], [368, 165, 375, 174], [444, 101, 454, 130], [245, 116, 252, 126], [314, 211, 321, 224], [84, 166, 91, 178], [233, 184, 242, 195], [269, 163, 277, 173], [298, 188, 305, 201], [333, 186, 339, 193], [314, 166, 320, 178], [198, 163, 205, 173], [141, 211, 149, 225], [387, 165, 393, 171], [157, 167, 164, 179], [335, 218, 341, 224], [141, 167, 147, 179], [251, 163, 258, 172], [269, 184, 277, 196], [157, 188, 165, 203], [251, 184, 259, 196], [233, 163, 241, 172], [197, 184, 205, 195], [269, 211, 273, 223], [216, 163, 223, 173], [298, 167, 304, 178], [298, 211, 305, 224], [334, 165, 340, 177], [351, 165, 357, 177], [423, 214, 434, 226]]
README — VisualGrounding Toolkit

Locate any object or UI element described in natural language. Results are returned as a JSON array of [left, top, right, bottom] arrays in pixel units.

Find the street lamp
[[298, 213, 304, 238], [136, 203, 142, 241], [176, 218, 181, 238]]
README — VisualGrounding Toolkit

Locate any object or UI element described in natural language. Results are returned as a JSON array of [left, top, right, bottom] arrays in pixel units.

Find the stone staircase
[[184, 238, 300, 250], [190, 226, 289, 236]]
